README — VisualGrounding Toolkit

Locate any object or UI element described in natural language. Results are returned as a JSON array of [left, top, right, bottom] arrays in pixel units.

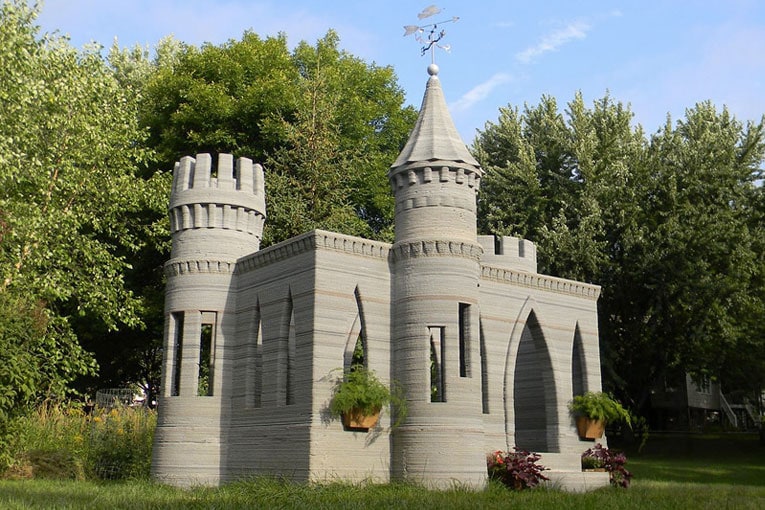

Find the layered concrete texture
[[151, 65, 610, 491]]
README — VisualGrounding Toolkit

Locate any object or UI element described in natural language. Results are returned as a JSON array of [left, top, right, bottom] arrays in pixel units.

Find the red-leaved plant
[[487, 448, 549, 490], [581, 443, 632, 488]]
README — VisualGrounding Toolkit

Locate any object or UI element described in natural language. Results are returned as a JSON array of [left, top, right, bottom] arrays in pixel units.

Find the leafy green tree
[[100, 29, 415, 399], [609, 104, 765, 408], [475, 93, 765, 413], [477, 93, 643, 282], [140, 30, 416, 244], [0, 1, 162, 412], [68, 41, 172, 406]]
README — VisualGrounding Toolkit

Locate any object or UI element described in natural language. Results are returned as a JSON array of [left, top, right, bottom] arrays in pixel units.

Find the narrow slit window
[[247, 307, 263, 408], [459, 303, 471, 378], [254, 317, 263, 407], [286, 306, 296, 405], [198, 312, 216, 396], [480, 321, 489, 414], [430, 326, 445, 402], [171, 312, 184, 397]]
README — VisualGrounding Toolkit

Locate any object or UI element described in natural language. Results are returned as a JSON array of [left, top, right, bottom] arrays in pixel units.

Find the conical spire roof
[[391, 64, 480, 171]]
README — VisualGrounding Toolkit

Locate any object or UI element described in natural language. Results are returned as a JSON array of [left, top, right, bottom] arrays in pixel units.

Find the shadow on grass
[[622, 432, 765, 487]]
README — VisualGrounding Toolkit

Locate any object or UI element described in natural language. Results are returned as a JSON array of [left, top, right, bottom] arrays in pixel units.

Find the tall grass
[[0, 403, 155, 480]]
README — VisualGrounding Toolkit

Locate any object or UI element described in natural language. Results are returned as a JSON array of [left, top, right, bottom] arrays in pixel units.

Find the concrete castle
[[151, 64, 610, 490]]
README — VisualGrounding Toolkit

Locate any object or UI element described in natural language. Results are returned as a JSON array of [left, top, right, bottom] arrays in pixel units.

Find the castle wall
[[478, 264, 602, 463], [223, 231, 393, 483], [308, 233, 393, 482]]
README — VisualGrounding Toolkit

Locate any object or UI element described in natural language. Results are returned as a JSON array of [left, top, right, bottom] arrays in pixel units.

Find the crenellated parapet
[[477, 235, 537, 273], [389, 163, 481, 216], [168, 153, 266, 261], [389, 162, 483, 245], [170, 153, 266, 236], [389, 162, 481, 191]]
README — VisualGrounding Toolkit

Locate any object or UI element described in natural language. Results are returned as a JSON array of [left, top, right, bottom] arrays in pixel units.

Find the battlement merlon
[[477, 235, 537, 273], [388, 162, 481, 193], [169, 153, 266, 215]]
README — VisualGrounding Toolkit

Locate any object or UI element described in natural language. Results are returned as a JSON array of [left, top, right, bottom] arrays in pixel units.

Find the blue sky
[[35, 0, 765, 143]]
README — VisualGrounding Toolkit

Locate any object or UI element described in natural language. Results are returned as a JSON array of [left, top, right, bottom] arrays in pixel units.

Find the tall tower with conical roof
[[389, 64, 487, 487]]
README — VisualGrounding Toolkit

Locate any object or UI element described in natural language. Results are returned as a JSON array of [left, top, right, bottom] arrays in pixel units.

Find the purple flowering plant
[[581, 443, 633, 488], [487, 448, 550, 490]]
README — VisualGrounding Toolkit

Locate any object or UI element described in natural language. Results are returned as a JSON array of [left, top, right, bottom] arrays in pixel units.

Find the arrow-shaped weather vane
[[403, 5, 459, 64]]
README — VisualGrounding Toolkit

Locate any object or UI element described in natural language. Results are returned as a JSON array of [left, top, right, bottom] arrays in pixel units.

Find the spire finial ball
[[427, 63, 439, 76]]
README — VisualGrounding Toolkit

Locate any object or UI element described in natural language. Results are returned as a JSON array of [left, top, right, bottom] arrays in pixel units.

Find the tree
[[476, 93, 644, 282], [608, 104, 765, 409], [140, 30, 416, 245], [0, 1, 162, 412], [475, 93, 765, 413], [109, 29, 416, 399]]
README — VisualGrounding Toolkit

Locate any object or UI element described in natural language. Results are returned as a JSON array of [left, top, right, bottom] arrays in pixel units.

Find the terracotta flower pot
[[576, 416, 605, 439], [341, 408, 381, 430]]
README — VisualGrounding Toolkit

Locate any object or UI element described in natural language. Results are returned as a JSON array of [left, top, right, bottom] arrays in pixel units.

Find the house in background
[[650, 374, 759, 431]]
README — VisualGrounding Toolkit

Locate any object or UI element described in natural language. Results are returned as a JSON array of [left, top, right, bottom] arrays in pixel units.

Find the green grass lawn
[[1, 433, 763, 509], [625, 431, 765, 487]]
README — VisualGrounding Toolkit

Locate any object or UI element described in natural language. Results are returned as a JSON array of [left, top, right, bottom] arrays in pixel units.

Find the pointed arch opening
[[513, 311, 557, 452], [247, 301, 263, 408], [572, 323, 587, 398], [343, 287, 367, 372], [284, 291, 296, 406]]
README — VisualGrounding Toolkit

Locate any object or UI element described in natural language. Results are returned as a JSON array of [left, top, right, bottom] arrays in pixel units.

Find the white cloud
[[449, 73, 513, 113], [515, 20, 590, 63]]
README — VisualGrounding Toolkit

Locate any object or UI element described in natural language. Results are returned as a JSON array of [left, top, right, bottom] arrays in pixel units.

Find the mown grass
[[625, 432, 765, 487], [0, 432, 762, 509], [1, 477, 763, 510]]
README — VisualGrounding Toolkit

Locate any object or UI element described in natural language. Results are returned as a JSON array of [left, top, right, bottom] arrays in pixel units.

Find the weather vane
[[403, 5, 459, 65]]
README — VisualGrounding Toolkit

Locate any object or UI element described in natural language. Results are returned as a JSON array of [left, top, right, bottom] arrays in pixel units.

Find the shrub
[[581, 443, 632, 488], [487, 448, 549, 490]]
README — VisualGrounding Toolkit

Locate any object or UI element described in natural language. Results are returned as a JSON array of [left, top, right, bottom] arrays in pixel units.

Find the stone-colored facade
[[151, 66, 609, 490]]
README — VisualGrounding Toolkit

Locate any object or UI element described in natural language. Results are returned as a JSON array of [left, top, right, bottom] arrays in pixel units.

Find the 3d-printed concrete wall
[[152, 67, 610, 491]]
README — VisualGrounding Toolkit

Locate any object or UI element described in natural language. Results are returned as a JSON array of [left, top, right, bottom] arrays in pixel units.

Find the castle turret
[[389, 64, 486, 487], [152, 153, 266, 486]]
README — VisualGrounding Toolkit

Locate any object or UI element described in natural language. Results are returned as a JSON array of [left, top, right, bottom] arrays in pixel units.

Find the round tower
[[152, 153, 266, 486], [389, 65, 486, 487]]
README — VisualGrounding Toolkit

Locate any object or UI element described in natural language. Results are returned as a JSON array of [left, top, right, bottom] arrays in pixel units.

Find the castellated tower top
[[168, 153, 266, 263]]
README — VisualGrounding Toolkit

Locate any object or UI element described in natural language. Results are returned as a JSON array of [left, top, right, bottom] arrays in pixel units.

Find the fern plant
[[329, 367, 390, 417], [568, 391, 631, 426]]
